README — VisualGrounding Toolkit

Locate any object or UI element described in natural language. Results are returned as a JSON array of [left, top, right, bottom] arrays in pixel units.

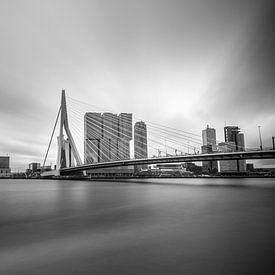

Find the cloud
[[0, 0, 274, 169]]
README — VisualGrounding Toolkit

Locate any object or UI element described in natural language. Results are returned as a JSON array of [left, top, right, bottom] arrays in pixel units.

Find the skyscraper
[[224, 126, 241, 150], [219, 126, 246, 173], [218, 142, 239, 172], [0, 156, 11, 177], [102, 112, 119, 161], [201, 125, 218, 174], [134, 121, 148, 172], [202, 124, 216, 147], [84, 112, 102, 163], [84, 112, 132, 164], [118, 113, 132, 160]]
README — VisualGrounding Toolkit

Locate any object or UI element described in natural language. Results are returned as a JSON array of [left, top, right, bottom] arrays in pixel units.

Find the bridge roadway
[[60, 150, 275, 174]]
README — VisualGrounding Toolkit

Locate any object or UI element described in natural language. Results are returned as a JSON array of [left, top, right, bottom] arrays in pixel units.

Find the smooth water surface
[[0, 178, 274, 274]]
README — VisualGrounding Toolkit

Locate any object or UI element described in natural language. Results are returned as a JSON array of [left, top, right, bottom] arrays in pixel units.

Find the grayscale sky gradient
[[0, 0, 275, 170]]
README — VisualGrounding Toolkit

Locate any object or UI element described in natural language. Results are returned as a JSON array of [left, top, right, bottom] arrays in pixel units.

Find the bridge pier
[[42, 90, 83, 177]]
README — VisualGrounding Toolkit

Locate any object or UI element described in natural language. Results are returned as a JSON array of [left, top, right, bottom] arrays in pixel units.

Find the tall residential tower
[[219, 126, 246, 173], [202, 124, 216, 147], [201, 125, 218, 174], [134, 121, 148, 172], [84, 112, 132, 164]]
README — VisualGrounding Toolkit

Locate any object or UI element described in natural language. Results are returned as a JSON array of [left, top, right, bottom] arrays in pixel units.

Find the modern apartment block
[[84, 112, 132, 164], [134, 121, 148, 172], [202, 124, 217, 148], [0, 156, 11, 177], [201, 125, 218, 174], [219, 126, 246, 173]]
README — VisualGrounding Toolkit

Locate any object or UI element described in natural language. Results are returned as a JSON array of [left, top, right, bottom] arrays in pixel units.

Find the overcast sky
[[0, 0, 275, 171]]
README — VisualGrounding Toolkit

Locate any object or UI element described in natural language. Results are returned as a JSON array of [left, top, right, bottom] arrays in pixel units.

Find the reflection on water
[[0, 178, 274, 274]]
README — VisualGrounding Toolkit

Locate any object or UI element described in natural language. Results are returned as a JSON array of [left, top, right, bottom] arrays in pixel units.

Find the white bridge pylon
[[56, 89, 82, 171]]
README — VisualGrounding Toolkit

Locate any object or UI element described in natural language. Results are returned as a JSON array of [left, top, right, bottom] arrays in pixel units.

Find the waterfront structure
[[84, 112, 133, 176], [246, 163, 254, 172], [84, 112, 132, 164], [64, 139, 75, 167], [201, 144, 218, 174], [134, 121, 148, 172], [56, 90, 82, 171], [118, 113, 132, 160], [183, 162, 202, 175], [236, 132, 246, 171], [219, 126, 246, 173], [224, 126, 240, 145], [218, 142, 238, 172], [201, 125, 218, 174], [0, 156, 11, 177], [26, 162, 51, 176], [42, 89, 275, 178], [29, 163, 41, 172], [84, 112, 102, 163], [155, 163, 191, 177], [202, 125, 216, 148]]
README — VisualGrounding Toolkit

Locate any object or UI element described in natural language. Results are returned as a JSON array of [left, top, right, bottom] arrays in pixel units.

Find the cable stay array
[[66, 96, 206, 163], [43, 92, 262, 171]]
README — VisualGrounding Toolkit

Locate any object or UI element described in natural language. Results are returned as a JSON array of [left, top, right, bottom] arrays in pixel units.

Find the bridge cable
[[67, 96, 256, 152], [42, 106, 61, 170], [70, 110, 149, 161]]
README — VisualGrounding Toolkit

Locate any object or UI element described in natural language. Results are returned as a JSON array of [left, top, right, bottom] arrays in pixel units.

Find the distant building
[[220, 126, 246, 173], [184, 162, 202, 175], [84, 112, 132, 163], [155, 163, 192, 177], [201, 145, 218, 174], [218, 142, 238, 172], [64, 139, 75, 168], [84, 112, 102, 163], [246, 163, 254, 172], [26, 163, 51, 175], [84, 112, 133, 176], [202, 125, 216, 148], [134, 121, 148, 172], [0, 156, 11, 177], [29, 163, 41, 172], [118, 113, 132, 160], [201, 125, 218, 174], [224, 126, 240, 145]]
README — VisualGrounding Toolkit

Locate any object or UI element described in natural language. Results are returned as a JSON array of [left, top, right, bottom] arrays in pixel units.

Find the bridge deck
[[60, 150, 275, 174]]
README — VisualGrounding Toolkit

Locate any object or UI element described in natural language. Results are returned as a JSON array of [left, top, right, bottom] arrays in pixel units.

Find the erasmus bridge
[[42, 90, 275, 176]]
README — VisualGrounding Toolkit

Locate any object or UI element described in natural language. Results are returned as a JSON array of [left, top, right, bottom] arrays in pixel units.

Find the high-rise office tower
[[218, 142, 238, 172], [84, 112, 102, 163], [201, 125, 218, 174], [224, 126, 241, 150], [201, 144, 218, 174], [0, 156, 11, 177], [202, 125, 216, 147], [219, 126, 246, 173], [84, 112, 132, 164], [118, 113, 132, 160], [102, 113, 120, 161], [134, 121, 148, 172], [236, 132, 246, 171]]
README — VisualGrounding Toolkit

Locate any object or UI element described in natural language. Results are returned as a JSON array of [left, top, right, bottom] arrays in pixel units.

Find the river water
[[0, 178, 274, 274]]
